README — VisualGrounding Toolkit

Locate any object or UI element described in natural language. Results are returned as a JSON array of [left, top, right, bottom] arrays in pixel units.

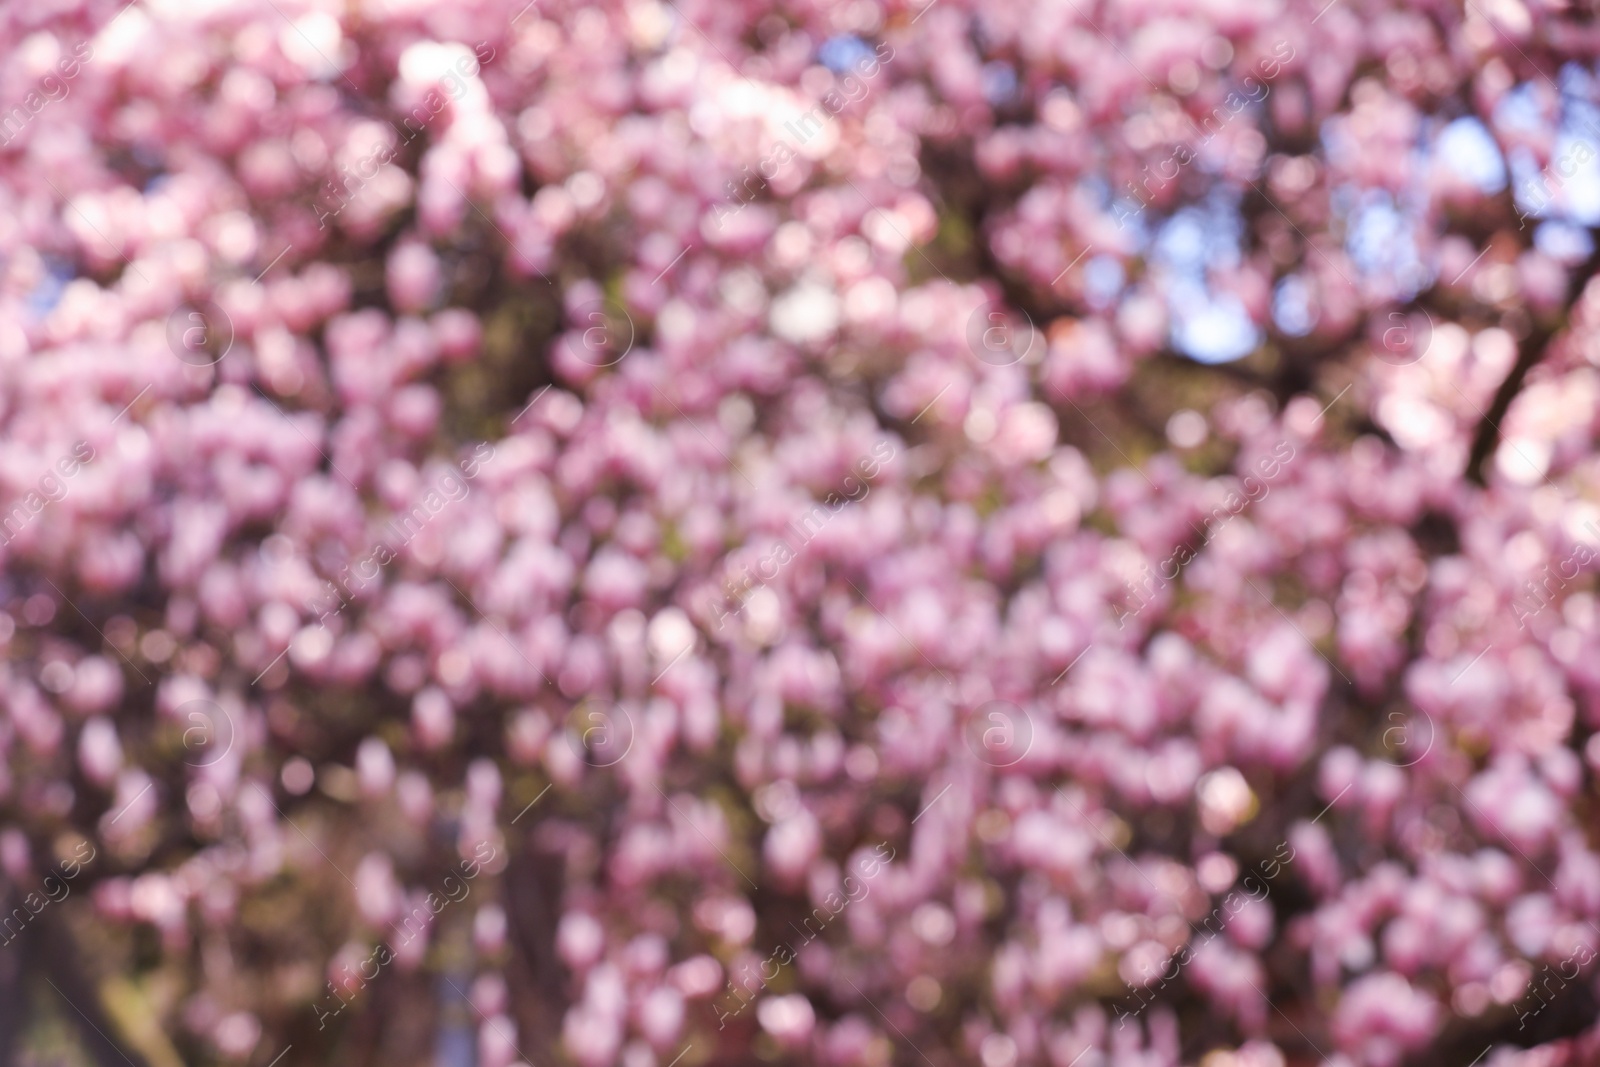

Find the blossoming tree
[[3, 0, 1600, 1066]]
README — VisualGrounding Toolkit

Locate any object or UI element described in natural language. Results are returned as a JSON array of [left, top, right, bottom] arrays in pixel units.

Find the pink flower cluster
[[3, 1, 1600, 1066]]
